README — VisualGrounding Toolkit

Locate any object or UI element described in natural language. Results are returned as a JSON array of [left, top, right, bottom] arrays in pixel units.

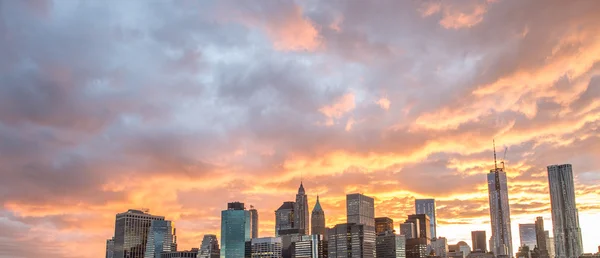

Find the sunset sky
[[1, 0, 600, 257]]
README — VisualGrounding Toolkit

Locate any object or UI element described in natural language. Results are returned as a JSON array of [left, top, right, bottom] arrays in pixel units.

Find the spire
[[312, 195, 323, 213], [298, 181, 305, 194]]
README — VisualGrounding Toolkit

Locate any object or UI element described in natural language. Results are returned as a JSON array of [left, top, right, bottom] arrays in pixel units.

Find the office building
[[487, 166, 513, 257], [401, 222, 417, 239], [328, 223, 374, 258], [377, 230, 406, 258], [295, 183, 310, 235], [145, 220, 175, 258], [406, 214, 431, 240], [406, 238, 429, 258], [161, 249, 198, 258], [250, 206, 259, 239], [293, 234, 328, 258], [198, 234, 220, 258], [376, 217, 394, 235], [250, 237, 283, 258], [535, 218, 548, 252], [415, 199, 437, 239], [432, 237, 448, 258], [346, 193, 376, 257], [547, 164, 583, 258], [471, 231, 487, 253], [113, 209, 165, 258], [221, 202, 251, 258], [311, 196, 326, 236], [276, 201, 298, 236], [520, 224, 537, 250], [107, 238, 114, 258]]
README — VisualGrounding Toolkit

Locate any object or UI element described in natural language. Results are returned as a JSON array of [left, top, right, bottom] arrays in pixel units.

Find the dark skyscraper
[[415, 199, 437, 239], [311, 195, 326, 236], [406, 214, 431, 240], [113, 209, 165, 258], [471, 231, 487, 253], [275, 201, 297, 236], [376, 231, 406, 258], [328, 223, 374, 258], [519, 224, 537, 250], [547, 164, 583, 258], [375, 217, 394, 235], [221, 202, 251, 258], [249, 206, 259, 239], [295, 182, 310, 235], [487, 152, 513, 258]]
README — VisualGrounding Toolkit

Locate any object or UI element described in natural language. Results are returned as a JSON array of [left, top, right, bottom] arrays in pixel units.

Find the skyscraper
[[107, 238, 115, 258], [347, 193, 376, 257], [145, 220, 175, 258], [311, 195, 326, 236], [534, 218, 549, 258], [406, 214, 431, 240], [400, 222, 417, 239], [198, 234, 220, 258], [249, 206, 259, 239], [293, 234, 328, 258], [375, 217, 394, 235], [377, 230, 406, 258], [487, 165, 513, 257], [471, 231, 487, 253], [547, 164, 583, 258], [415, 199, 437, 239], [275, 201, 297, 236], [328, 223, 374, 258], [250, 237, 283, 258], [406, 238, 429, 258], [519, 224, 537, 250], [295, 182, 310, 235], [432, 237, 449, 258], [221, 202, 251, 258], [113, 209, 165, 258]]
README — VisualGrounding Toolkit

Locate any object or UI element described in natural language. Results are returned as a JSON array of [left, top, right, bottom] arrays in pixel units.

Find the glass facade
[[275, 202, 296, 236], [519, 224, 537, 250], [376, 231, 406, 258], [294, 234, 327, 258], [375, 217, 394, 235], [406, 214, 430, 240], [221, 203, 251, 258], [145, 220, 174, 258], [487, 169, 513, 257], [415, 199, 437, 239], [328, 223, 374, 258], [250, 237, 283, 258], [346, 193, 376, 257], [113, 209, 165, 258]]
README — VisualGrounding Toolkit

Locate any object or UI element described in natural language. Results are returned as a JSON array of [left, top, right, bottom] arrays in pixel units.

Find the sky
[[1, 0, 600, 257]]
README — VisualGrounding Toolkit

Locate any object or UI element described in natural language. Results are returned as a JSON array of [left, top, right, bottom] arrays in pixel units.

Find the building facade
[[161, 249, 198, 258], [346, 193, 376, 257], [250, 237, 283, 258], [145, 220, 175, 258], [376, 231, 406, 258], [400, 222, 417, 239], [250, 206, 259, 239], [415, 199, 437, 239], [311, 196, 326, 236], [328, 223, 374, 258], [293, 234, 328, 258], [432, 237, 449, 258], [406, 238, 429, 258], [520, 224, 537, 251], [221, 202, 251, 258], [534, 218, 548, 254], [107, 238, 115, 258], [471, 231, 487, 253], [198, 234, 220, 258], [276, 201, 297, 236], [113, 209, 165, 258], [406, 214, 431, 240], [295, 183, 310, 235], [547, 164, 583, 258], [487, 169, 513, 257], [376, 217, 394, 235]]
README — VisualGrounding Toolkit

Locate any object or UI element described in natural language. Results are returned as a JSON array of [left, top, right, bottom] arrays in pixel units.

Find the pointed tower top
[[312, 195, 323, 213], [298, 181, 305, 194]]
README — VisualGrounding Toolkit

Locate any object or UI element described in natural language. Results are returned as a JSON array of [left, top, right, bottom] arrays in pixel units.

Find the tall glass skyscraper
[[547, 164, 583, 258], [519, 224, 537, 250], [144, 220, 175, 258], [347, 193, 375, 258], [415, 199, 437, 239], [198, 234, 220, 258], [295, 182, 309, 235], [113, 209, 165, 258], [311, 195, 326, 236], [487, 169, 513, 257], [328, 223, 373, 258], [221, 202, 250, 258], [275, 201, 297, 236]]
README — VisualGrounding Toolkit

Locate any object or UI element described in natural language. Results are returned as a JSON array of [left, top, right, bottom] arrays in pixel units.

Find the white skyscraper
[[547, 164, 583, 258], [487, 169, 513, 257]]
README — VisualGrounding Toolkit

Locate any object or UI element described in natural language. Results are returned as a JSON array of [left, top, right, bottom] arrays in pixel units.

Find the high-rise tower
[[249, 206, 259, 239], [113, 209, 165, 258], [487, 142, 513, 257], [295, 182, 310, 235], [347, 193, 376, 257], [221, 202, 250, 258], [145, 220, 175, 258], [415, 199, 437, 239], [547, 164, 583, 258], [311, 195, 326, 236]]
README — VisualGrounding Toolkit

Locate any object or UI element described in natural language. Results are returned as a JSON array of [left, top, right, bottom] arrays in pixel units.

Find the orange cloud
[[319, 92, 356, 125]]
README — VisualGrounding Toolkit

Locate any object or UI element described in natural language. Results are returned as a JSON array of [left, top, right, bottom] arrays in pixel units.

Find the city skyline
[[2, 1, 600, 258]]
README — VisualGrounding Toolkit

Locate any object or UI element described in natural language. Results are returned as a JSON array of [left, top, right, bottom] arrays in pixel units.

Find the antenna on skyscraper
[[493, 139, 498, 170]]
